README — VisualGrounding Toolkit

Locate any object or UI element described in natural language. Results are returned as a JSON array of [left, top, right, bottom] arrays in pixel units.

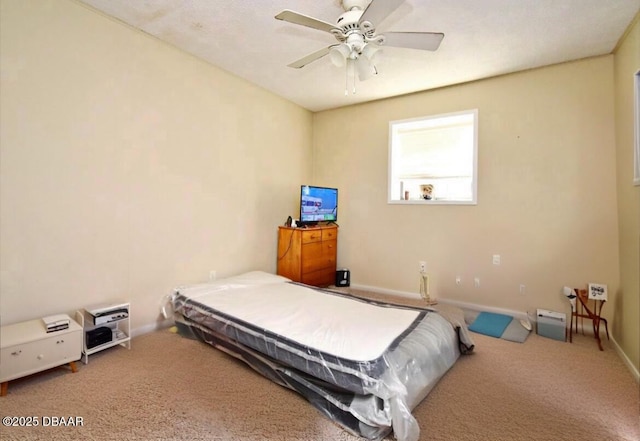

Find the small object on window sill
[[420, 184, 434, 200]]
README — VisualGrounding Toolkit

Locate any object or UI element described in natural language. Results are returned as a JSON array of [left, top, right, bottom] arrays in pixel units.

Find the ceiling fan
[[275, 0, 444, 87]]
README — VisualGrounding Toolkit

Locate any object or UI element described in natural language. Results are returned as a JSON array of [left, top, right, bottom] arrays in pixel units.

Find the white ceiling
[[79, 0, 639, 112]]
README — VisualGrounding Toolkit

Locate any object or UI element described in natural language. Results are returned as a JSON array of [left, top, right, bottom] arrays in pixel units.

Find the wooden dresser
[[277, 225, 338, 287]]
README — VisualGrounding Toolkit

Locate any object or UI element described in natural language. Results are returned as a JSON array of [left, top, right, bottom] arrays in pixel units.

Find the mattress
[[171, 271, 474, 441]]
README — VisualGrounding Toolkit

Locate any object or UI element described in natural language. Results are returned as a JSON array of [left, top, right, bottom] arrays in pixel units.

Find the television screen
[[299, 185, 338, 224]]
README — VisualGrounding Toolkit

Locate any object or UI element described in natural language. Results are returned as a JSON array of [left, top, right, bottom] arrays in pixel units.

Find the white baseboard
[[130, 318, 173, 338], [132, 284, 640, 384], [350, 283, 530, 320], [351, 282, 640, 383], [610, 335, 640, 383]]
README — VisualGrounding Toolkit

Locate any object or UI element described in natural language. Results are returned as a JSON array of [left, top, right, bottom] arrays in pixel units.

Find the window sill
[[388, 199, 477, 205]]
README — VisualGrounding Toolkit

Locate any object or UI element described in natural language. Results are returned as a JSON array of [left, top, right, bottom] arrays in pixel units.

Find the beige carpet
[[0, 292, 638, 441]]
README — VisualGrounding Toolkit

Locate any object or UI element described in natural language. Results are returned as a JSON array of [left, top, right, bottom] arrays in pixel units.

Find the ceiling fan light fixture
[[277, 0, 445, 93], [330, 43, 351, 67], [355, 57, 376, 81], [361, 44, 381, 63]]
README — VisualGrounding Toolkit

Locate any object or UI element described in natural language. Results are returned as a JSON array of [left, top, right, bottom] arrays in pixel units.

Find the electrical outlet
[[455, 276, 462, 285], [209, 270, 217, 281], [519, 284, 526, 295], [419, 261, 426, 273], [492, 254, 501, 265], [474, 277, 480, 287]]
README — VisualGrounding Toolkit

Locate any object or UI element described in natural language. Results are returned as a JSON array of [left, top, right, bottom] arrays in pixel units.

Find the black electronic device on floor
[[335, 269, 350, 287], [86, 326, 112, 349]]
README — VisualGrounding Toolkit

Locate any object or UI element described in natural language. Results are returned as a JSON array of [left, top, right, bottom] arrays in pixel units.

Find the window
[[388, 109, 478, 204]]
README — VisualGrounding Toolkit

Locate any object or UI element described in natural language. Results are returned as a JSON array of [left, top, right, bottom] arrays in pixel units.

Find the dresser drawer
[[301, 241, 336, 273], [301, 229, 323, 244], [301, 268, 336, 287], [322, 228, 337, 241], [0, 328, 81, 383]]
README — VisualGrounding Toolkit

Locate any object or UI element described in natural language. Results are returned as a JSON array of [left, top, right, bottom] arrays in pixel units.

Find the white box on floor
[[536, 309, 566, 341]]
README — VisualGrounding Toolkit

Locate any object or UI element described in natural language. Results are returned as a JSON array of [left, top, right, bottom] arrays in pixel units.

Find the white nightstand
[[75, 302, 131, 364], [0, 315, 82, 396]]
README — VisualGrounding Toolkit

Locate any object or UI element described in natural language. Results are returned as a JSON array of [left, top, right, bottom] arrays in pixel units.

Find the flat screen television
[[299, 185, 338, 226]]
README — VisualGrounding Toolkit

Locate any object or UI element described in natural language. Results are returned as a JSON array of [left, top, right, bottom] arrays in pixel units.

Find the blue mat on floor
[[468, 312, 514, 338]]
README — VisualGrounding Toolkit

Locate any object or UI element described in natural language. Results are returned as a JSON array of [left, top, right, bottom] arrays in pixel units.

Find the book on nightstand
[[42, 314, 70, 333]]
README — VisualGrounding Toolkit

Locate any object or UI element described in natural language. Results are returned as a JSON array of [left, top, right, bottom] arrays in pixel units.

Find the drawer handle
[[56, 340, 65, 344], [11, 350, 22, 356]]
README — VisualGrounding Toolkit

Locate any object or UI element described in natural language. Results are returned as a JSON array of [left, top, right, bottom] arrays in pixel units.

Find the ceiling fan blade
[[287, 46, 333, 69], [359, 0, 404, 27], [382, 32, 444, 51], [275, 10, 337, 33]]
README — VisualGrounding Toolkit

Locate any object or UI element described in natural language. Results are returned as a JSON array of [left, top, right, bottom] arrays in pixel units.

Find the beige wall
[[0, 0, 635, 374], [613, 15, 640, 372], [314, 57, 620, 324], [0, 0, 312, 330]]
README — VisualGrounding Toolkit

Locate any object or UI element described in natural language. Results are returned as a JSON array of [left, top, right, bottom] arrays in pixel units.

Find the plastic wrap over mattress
[[170, 271, 474, 441]]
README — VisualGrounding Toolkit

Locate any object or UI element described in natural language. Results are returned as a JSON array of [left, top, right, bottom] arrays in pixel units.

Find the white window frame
[[388, 109, 478, 205], [634, 70, 640, 186]]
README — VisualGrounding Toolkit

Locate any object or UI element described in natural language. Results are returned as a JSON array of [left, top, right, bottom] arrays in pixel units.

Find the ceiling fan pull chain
[[353, 68, 357, 94], [344, 63, 349, 96], [344, 59, 356, 95]]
